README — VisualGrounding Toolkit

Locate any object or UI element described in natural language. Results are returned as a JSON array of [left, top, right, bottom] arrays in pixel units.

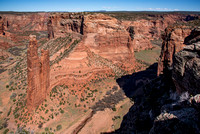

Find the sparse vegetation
[[50, 39, 80, 65], [56, 125, 62, 131], [3, 128, 9, 134]]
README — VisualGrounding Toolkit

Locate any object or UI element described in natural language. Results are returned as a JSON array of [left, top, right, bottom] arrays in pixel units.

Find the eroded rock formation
[[47, 13, 84, 37], [121, 14, 199, 51], [157, 25, 192, 76], [47, 17, 54, 39], [27, 35, 50, 111], [172, 29, 200, 95], [0, 16, 6, 35], [83, 13, 135, 66], [112, 27, 200, 134]]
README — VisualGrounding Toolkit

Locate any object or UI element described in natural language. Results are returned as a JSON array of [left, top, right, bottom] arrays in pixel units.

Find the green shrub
[[112, 107, 116, 111], [7, 107, 12, 116], [45, 127, 49, 131], [60, 109, 64, 114], [45, 110, 49, 114], [10, 93, 17, 99], [3, 128, 9, 134], [14, 113, 19, 119], [56, 125, 62, 131]]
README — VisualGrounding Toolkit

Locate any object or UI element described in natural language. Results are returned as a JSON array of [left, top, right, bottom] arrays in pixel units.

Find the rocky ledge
[[110, 27, 200, 134]]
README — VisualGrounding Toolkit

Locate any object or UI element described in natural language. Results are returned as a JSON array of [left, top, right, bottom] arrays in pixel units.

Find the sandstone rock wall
[[157, 26, 192, 76], [121, 14, 198, 51], [0, 16, 7, 35], [40, 49, 50, 98], [0, 13, 49, 32], [172, 28, 200, 95], [27, 35, 50, 111], [47, 18, 54, 39], [112, 27, 200, 134], [83, 14, 135, 70], [48, 13, 84, 37]]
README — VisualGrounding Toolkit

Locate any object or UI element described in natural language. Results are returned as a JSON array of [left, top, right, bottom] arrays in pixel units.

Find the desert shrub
[[45, 110, 49, 114], [38, 123, 43, 128], [9, 87, 14, 91], [3, 128, 9, 134], [14, 113, 19, 119], [59, 108, 64, 114], [45, 127, 49, 131], [112, 107, 116, 111], [40, 116, 45, 120], [1, 121, 8, 129], [13, 99, 16, 102], [56, 125, 62, 131], [7, 107, 12, 116]]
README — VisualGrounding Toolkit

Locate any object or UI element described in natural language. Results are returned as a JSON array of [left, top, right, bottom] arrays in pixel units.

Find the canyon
[[0, 11, 199, 134], [113, 25, 200, 134]]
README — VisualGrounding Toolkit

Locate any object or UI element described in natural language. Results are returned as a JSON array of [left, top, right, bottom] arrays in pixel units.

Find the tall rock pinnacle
[[27, 35, 50, 111]]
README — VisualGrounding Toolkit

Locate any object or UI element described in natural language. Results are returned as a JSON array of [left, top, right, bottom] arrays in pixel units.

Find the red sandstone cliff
[[1, 12, 198, 52], [27, 35, 50, 111], [83, 13, 135, 71], [121, 14, 196, 51], [47, 13, 84, 38], [47, 17, 54, 39], [1, 13, 49, 32], [157, 25, 192, 76], [0, 16, 6, 35], [172, 28, 200, 95], [40, 49, 50, 98], [0, 13, 49, 49], [49, 14, 136, 92]]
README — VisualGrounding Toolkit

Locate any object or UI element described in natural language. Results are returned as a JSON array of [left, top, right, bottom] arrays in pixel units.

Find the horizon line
[[0, 10, 200, 13]]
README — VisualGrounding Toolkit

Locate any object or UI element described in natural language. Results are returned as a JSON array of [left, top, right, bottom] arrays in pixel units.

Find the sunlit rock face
[[27, 35, 50, 111], [157, 25, 192, 76]]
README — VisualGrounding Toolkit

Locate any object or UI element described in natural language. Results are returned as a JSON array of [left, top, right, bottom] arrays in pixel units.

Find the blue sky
[[0, 0, 200, 12]]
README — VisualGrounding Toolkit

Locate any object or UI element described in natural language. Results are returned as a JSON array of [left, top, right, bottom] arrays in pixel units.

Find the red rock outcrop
[[40, 49, 50, 97], [0, 13, 49, 49], [83, 14, 135, 70], [157, 25, 192, 76], [121, 14, 198, 51], [172, 28, 200, 95], [0, 16, 6, 35], [2, 13, 49, 32], [47, 13, 84, 37], [49, 14, 136, 92], [27, 35, 50, 111], [47, 18, 54, 39]]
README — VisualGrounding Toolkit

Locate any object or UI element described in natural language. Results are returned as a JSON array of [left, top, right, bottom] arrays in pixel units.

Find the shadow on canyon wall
[[112, 63, 160, 133], [104, 60, 200, 134], [103, 61, 196, 134], [116, 63, 158, 98]]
